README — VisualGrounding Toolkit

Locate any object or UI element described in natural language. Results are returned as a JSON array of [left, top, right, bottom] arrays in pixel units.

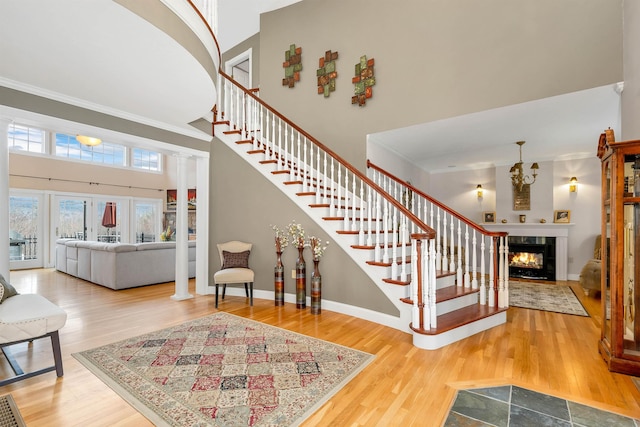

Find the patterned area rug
[[73, 312, 374, 426], [509, 281, 589, 317]]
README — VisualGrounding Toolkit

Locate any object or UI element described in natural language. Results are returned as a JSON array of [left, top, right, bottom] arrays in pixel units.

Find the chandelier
[[509, 141, 539, 192]]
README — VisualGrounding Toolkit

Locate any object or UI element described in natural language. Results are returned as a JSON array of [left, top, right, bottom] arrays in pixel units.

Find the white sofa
[[55, 239, 196, 290]]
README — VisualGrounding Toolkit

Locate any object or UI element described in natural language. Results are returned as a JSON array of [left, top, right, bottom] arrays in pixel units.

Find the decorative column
[[195, 155, 209, 296], [0, 119, 10, 279], [171, 154, 193, 301]]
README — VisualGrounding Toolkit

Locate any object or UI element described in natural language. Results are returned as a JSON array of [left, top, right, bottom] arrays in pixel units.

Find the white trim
[[225, 48, 253, 89]]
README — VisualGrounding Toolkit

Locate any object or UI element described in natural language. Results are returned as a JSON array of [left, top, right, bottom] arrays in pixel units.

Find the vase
[[296, 246, 306, 309], [311, 259, 322, 314], [274, 251, 284, 306]]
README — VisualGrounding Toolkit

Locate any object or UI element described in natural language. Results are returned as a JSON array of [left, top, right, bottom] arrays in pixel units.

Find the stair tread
[[399, 285, 479, 304], [410, 304, 507, 336]]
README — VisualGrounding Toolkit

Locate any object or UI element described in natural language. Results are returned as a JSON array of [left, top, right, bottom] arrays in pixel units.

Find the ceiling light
[[76, 135, 102, 146], [510, 141, 538, 191]]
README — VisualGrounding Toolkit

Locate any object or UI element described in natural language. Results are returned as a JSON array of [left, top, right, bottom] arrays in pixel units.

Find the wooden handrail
[[218, 69, 436, 240], [186, 0, 222, 67], [367, 159, 507, 238]]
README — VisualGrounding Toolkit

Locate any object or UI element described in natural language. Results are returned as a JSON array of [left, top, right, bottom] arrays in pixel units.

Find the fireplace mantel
[[483, 223, 574, 281]]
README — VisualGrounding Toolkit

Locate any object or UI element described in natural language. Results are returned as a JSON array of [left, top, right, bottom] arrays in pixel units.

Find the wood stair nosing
[[236, 139, 253, 145], [409, 304, 507, 336], [367, 256, 411, 267], [399, 285, 479, 305], [223, 129, 242, 135]]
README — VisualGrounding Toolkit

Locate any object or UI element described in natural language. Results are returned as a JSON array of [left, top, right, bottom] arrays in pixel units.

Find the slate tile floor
[[444, 385, 640, 426]]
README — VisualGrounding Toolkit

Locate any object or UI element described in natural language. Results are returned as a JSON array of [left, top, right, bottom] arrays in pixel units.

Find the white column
[[171, 154, 193, 301], [0, 119, 9, 279], [195, 155, 209, 295]]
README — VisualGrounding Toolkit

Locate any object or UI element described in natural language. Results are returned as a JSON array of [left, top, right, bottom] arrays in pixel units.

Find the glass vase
[[296, 246, 306, 309], [274, 251, 284, 306]]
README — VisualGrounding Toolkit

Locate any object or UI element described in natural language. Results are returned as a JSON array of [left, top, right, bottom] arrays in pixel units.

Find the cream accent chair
[[579, 235, 603, 296], [0, 274, 67, 386], [213, 241, 254, 308]]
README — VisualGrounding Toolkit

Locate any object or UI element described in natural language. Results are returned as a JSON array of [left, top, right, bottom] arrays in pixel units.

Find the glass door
[[9, 192, 44, 270], [53, 195, 92, 241]]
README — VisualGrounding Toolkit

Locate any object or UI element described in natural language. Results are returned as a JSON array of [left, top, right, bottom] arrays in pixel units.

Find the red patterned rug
[[73, 312, 374, 426]]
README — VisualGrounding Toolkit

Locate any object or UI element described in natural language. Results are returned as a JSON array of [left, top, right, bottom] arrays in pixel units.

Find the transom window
[[54, 133, 127, 166], [8, 123, 45, 153], [132, 148, 161, 171]]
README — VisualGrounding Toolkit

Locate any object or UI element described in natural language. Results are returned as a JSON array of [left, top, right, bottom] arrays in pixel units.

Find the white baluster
[[411, 239, 419, 329], [471, 230, 478, 290], [329, 159, 335, 217], [436, 208, 442, 271], [391, 203, 398, 279], [302, 137, 308, 192], [450, 217, 456, 273], [315, 146, 321, 204], [498, 236, 505, 308], [400, 216, 407, 282], [351, 175, 357, 231], [442, 214, 448, 272], [296, 132, 302, 181], [367, 185, 373, 246], [343, 172, 350, 230], [358, 180, 365, 246], [336, 166, 342, 218], [504, 236, 509, 307], [383, 199, 390, 264], [463, 224, 470, 287], [374, 191, 381, 262], [480, 235, 486, 305], [456, 220, 462, 287], [488, 237, 495, 307]]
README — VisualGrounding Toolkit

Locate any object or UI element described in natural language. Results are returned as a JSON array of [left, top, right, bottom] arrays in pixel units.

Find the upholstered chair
[[212, 241, 254, 308], [579, 235, 603, 296]]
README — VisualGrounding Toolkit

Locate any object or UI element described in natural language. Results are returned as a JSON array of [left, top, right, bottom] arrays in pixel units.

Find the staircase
[[213, 71, 509, 349]]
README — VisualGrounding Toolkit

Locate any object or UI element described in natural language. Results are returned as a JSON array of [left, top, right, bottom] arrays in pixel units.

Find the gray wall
[[209, 138, 398, 315], [259, 0, 623, 170], [623, 0, 640, 140]]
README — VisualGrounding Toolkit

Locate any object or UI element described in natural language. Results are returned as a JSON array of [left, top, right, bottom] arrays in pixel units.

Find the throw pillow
[[0, 273, 19, 304], [222, 250, 250, 269]]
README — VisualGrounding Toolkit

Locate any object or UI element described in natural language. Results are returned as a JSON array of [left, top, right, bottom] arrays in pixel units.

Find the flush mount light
[[76, 135, 102, 146]]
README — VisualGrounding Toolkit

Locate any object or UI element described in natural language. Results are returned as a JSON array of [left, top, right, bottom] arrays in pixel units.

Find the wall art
[[317, 50, 338, 97], [282, 44, 302, 88], [352, 55, 376, 106]]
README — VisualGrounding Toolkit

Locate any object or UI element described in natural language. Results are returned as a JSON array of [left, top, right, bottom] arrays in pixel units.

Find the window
[[55, 133, 126, 166], [132, 148, 162, 172], [8, 123, 45, 153]]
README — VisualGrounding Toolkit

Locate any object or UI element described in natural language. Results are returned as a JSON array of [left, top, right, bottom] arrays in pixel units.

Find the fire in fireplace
[[510, 251, 543, 269], [507, 236, 556, 280]]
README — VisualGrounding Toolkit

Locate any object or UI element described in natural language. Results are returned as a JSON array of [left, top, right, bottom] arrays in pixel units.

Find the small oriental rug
[[509, 281, 589, 317], [73, 312, 374, 427]]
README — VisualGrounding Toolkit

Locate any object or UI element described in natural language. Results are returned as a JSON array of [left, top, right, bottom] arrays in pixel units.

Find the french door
[[9, 192, 45, 270]]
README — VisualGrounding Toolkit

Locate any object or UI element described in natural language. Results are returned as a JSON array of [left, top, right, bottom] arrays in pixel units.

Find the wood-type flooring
[[0, 269, 638, 426]]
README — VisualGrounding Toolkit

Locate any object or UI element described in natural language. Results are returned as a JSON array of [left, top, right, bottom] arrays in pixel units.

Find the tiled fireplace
[[483, 223, 571, 281]]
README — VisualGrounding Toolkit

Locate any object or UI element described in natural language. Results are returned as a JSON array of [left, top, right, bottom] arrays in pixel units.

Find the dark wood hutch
[[597, 129, 640, 375]]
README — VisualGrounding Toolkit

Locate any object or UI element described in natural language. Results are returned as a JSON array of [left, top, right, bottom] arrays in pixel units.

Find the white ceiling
[[0, 0, 623, 170], [0, 0, 216, 139], [368, 83, 622, 173]]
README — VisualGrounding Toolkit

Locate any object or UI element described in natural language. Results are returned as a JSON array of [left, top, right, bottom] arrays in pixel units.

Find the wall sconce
[[476, 184, 483, 199], [569, 176, 578, 193]]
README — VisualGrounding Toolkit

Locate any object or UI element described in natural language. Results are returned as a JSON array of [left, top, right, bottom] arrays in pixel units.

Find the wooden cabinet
[[598, 130, 640, 375]]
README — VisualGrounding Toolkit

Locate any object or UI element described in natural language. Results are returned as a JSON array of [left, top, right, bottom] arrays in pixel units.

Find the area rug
[[509, 281, 589, 317], [73, 312, 374, 426]]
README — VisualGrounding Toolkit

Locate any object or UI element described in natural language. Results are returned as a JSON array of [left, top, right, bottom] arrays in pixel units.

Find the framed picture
[[483, 211, 496, 224], [554, 210, 571, 223], [166, 189, 197, 211]]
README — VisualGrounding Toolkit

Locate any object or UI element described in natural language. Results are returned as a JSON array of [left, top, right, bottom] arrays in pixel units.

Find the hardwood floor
[[1, 269, 639, 426]]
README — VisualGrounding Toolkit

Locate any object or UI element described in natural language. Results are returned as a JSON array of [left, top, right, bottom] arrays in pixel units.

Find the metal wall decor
[[352, 55, 376, 106], [317, 50, 338, 97], [282, 44, 302, 88], [513, 184, 531, 210]]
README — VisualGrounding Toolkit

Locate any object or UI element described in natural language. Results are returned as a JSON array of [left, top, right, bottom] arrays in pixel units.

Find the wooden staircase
[[213, 71, 509, 349]]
